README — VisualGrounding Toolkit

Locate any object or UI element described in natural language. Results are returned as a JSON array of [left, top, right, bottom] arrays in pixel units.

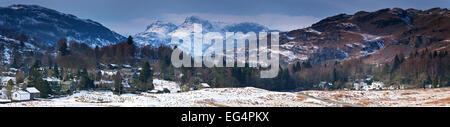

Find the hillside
[[0, 4, 125, 47], [279, 8, 450, 64]]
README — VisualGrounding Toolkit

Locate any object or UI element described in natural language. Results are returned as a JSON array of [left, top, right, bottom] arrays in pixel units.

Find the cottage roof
[[26, 87, 40, 93], [122, 64, 132, 68], [14, 90, 29, 95], [200, 83, 210, 88], [101, 80, 114, 84], [42, 77, 60, 82], [1, 76, 16, 83], [9, 68, 18, 72], [101, 70, 118, 76]]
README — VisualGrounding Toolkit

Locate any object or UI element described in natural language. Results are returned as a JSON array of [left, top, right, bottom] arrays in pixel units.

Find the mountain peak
[[184, 16, 208, 24], [144, 20, 177, 33]]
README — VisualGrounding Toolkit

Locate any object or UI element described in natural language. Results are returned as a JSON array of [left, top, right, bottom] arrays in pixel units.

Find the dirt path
[[297, 93, 363, 107]]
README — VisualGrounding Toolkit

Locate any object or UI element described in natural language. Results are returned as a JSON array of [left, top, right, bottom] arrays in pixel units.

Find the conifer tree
[[29, 60, 50, 98], [78, 68, 94, 90], [6, 79, 15, 99], [127, 36, 134, 45], [57, 38, 69, 56], [138, 62, 153, 91], [53, 65, 60, 79], [113, 72, 123, 95]]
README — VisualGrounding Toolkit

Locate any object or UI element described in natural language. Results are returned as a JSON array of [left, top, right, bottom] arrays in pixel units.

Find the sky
[[1, 0, 449, 36]]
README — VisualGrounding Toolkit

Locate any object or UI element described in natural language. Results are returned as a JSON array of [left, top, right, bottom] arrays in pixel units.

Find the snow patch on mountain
[[2, 46, 11, 64], [361, 34, 382, 42], [360, 34, 385, 54], [305, 28, 322, 35], [0, 34, 40, 65], [0, 35, 20, 43]]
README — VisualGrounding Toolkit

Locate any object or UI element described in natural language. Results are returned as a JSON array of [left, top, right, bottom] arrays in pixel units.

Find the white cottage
[[371, 82, 385, 90], [12, 90, 30, 101], [101, 70, 118, 76], [26, 87, 40, 100], [0, 76, 16, 86], [152, 79, 181, 93], [43, 77, 61, 84], [0, 88, 7, 99], [355, 81, 385, 91]]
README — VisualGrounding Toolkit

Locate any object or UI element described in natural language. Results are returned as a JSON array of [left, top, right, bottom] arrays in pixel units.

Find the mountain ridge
[[0, 4, 126, 47], [133, 16, 273, 47], [279, 7, 450, 64]]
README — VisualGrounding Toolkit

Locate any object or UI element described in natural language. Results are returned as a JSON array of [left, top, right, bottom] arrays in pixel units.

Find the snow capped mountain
[[145, 20, 178, 33], [0, 4, 126, 47], [280, 7, 450, 64], [133, 16, 274, 47], [180, 16, 218, 31], [134, 21, 178, 47]]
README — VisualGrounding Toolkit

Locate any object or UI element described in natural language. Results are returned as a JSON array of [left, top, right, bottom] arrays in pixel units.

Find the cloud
[[101, 17, 158, 36], [162, 13, 320, 31], [130, 17, 158, 25]]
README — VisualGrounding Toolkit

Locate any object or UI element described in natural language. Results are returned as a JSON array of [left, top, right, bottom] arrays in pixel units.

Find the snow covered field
[[0, 87, 448, 107], [300, 87, 450, 107]]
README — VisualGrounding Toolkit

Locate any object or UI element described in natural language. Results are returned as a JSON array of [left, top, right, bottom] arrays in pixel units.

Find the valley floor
[[0, 87, 448, 107]]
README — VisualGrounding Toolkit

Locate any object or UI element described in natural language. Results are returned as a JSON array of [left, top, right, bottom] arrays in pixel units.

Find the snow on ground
[[361, 34, 382, 42], [152, 79, 181, 93], [0, 87, 338, 107], [305, 28, 322, 35], [300, 87, 450, 107], [0, 87, 448, 107]]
